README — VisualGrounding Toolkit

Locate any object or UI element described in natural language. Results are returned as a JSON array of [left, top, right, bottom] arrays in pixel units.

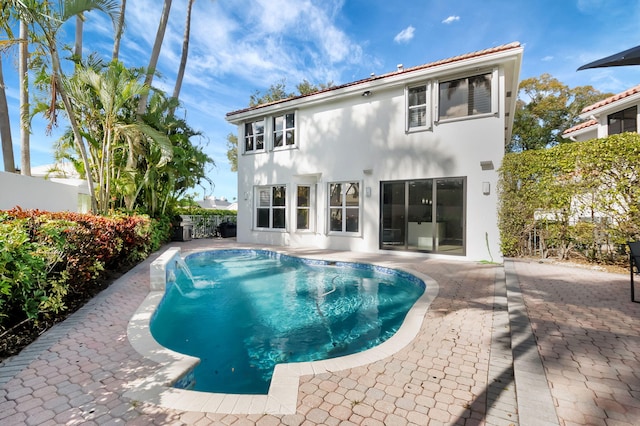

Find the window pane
[[409, 107, 426, 127], [274, 131, 283, 147], [297, 186, 310, 207], [346, 208, 359, 232], [256, 134, 264, 149], [245, 123, 254, 136], [409, 86, 426, 106], [345, 183, 359, 206], [297, 209, 309, 230], [285, 130, 295, 145], [245, 137, 253, 151], [439, 78, 469, 120], [330, 184, 342, 206], [286, 113, 295, 129], [469, 74, 491, 115], [272, 186, 286, 206], [257, 208, 269, 227], [273, 208, 286, 228], [254, 121, 264, 135], [259, 189, 270, 206], [330, 208, 343, 231], [273, 116, 283, 132]]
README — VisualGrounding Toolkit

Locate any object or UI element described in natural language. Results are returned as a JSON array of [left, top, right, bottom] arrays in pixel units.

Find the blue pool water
[[150, 250, 425, 394]]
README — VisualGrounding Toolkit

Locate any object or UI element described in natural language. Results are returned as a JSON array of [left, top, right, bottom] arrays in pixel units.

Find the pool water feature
[[150, 249, 425, 395]]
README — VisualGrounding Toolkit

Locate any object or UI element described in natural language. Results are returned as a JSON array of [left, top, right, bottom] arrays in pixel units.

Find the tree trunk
[[0, 56, 16, 173], [170, 0, 194, 116], [137, 0, 172, 116], [20, 20, 31, 176], [74, 14, 84, 61], [48, 37, 98, 212], [112, 0, 126, 61]]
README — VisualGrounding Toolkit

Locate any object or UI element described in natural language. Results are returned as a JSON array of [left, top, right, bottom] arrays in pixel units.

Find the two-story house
[[225, 42, 523, 261], [563, 84, 640, 141]]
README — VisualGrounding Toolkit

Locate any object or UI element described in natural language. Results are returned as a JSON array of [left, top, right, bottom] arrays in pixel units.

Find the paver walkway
[[0, 239, 638, 425]]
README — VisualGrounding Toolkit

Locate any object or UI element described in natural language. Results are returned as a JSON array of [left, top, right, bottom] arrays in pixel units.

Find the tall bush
[[499, 133, 640, 261]]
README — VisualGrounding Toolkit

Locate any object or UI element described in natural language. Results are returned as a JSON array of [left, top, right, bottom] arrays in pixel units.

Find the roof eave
[[225, 44, 523, 124]]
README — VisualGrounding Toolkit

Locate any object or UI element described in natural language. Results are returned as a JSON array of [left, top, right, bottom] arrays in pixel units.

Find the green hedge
[[498, 132, 640, 261], [0, 209, 171, 333]]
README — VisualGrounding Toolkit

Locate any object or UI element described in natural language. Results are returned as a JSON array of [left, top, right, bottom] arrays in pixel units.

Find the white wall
[[0, 172, 83, 212]]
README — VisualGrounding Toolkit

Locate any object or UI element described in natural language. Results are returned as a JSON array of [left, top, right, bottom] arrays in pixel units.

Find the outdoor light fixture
[[482, 182, 491, 195], [366, 187, 372, 197], [480, 160, 494, 171], [362, 90, 372, 97]]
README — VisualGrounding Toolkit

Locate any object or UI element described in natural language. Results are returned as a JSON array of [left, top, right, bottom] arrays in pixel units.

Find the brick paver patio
[[1, 239, 638, 425]]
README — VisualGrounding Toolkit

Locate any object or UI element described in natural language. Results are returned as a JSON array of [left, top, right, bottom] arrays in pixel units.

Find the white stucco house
[[563, 84, 640, 141], [225, 42, 523, 261]]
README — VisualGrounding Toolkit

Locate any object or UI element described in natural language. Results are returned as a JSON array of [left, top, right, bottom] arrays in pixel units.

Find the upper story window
[[328, 182, 360, 234], [407, 85, 430, 130], [242, 112, 296, 154], [608, 106, 637, 135], [256, 185, 286, 229], [273, 113, 295, 148], [244, 120, 265, 152], [438, 72, 492, 121]]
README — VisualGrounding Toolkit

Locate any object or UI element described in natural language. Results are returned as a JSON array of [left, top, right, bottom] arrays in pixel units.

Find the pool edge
[[125, 246, 440, 415]]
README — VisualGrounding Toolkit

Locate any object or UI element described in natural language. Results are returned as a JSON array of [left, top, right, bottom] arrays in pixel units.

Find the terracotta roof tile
[[582, 84, 640, 113], [563, 119, 598, 135], [226, 42, 522, 117]]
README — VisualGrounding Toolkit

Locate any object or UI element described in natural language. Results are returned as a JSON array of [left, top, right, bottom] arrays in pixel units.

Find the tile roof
[[563, 119, 598, 135], [226, 42, 522, 117], [581, 84, 640, 113]]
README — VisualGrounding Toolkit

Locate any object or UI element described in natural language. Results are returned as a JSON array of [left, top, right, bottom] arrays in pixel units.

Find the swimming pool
[[150, 249, 425, 394]]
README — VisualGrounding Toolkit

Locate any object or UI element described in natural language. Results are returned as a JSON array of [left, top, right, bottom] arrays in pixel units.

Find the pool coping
[[125, 246, 440, 414]]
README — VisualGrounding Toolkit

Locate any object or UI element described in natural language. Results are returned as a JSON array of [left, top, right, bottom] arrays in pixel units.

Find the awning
[[578, 45, 640, 70]]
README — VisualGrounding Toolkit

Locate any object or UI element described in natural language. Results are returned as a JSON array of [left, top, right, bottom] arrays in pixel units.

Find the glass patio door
[[380, 178, 465, 254]]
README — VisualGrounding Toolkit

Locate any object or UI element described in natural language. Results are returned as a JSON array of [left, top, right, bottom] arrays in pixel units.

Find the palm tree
[[169, 0, 194, 116], [136, 0, 172, 116], [24, 0, 121, 212]]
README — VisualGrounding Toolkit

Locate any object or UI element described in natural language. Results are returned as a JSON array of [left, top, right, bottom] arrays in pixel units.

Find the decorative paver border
[[125, 246, 440, 414]]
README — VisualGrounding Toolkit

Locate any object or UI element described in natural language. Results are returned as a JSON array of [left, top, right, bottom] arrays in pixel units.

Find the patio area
[[1, 239, 639, 425]]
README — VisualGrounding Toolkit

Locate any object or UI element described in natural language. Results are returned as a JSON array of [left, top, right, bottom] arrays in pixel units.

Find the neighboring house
[[197, 196, 238, 211], [563, 84, 640, 141], [226, 42, 523, 261]]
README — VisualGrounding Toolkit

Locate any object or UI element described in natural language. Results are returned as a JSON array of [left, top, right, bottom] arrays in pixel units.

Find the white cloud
[[442, 16, 460, 24], [541, 55, 554, 62], [394, 26, 415, 44]]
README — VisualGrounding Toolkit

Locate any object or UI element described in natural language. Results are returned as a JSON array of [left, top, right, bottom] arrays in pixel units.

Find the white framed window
[[244, 119, 265, 153], [406, 84, 431, 131], [328, 182, 360, 234], [296, 184, 315, 231], [255, 185, 286, 229], [273, 112, 295, 149], [437, 72, 494, 121]]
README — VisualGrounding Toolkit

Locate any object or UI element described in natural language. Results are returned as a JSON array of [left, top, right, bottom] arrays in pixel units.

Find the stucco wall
[[0, 172, 82, 212], [232, 51, 521, 262]]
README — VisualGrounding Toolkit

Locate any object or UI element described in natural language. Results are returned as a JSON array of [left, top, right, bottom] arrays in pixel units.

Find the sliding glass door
[[380, 178, 465, 254]]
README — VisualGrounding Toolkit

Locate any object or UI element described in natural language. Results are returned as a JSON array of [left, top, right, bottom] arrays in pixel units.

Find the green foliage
[[0, 209, 162, 333], [174, 206, 237, 217], [499, 133, 640, 261], [509, 74, 612, 152]]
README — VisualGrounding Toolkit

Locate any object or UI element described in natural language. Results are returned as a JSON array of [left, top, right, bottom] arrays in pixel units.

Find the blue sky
[[3, 0, 640, 201]]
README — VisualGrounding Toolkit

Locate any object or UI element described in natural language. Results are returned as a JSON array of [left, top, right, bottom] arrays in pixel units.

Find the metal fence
[[180, 215, 236, 239]]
